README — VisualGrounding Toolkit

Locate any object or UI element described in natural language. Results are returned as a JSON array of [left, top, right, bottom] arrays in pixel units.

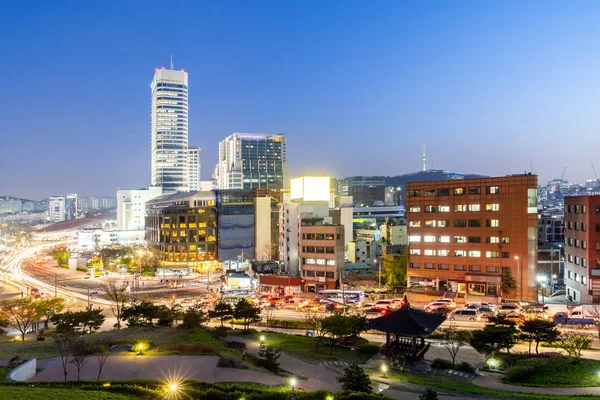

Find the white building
[[116, 186, 162, 231], [48, 194, 77, 222], [77, 228, 145, 250], [151, 64, 189, 194], [218, 133, 288, 190], [188, 146, 201, 191]]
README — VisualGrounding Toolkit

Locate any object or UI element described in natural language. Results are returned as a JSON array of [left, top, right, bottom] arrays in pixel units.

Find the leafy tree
[[382, 250, 407, 287], [1, 298, 41, 341], [51, 309, 105, 335], [209, 301, 234, 326], [440, 322, 472, 367], [558, 332, 593, 359], [348, 314, 369, 338], [121, 301, 159, 326], [321, 313, 354, 354], [38, 297, 65, 329], [233, 299, 261, 329], [181, 304, 209, 328], [501, 268, 518, 297], [420, 389, 440, 400], [0, 317, 8, 336], [88, 255, 103, 267], [469, 315, 518, 356], [51, 245, 70, 268], [257, 343, 281, 372], [70, 338, 91, 381], [337, 363, 372, 392], [101, 280, 128, 330], [519, 319, 560, 354], [90, 337, 113, 381]]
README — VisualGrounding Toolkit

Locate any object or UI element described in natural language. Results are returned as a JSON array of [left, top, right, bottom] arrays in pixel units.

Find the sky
[[1, 1, 599, 199]]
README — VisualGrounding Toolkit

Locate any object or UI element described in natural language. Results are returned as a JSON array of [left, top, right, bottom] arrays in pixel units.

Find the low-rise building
[[299, 222, 344, 292]]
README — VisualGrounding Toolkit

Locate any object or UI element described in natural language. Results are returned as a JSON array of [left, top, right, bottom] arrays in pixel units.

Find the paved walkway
[[473, 374, 600, 396]]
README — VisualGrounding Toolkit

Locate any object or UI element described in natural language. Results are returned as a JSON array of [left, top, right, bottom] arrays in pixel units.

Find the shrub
[[263, 319, 306, 329], [227, 340, 247, 350], [431, 358, 454, 370], [456, 362, 475, 373], [155, 343, 216, 354], [337, 363, 372, 393], [420, 388, 440, 400], [357, 343, 381, 355], [505, 365, 536, 383], [256, 344, 281, 373], [240, 328, 258, 335], [211, 326, 229, 339]]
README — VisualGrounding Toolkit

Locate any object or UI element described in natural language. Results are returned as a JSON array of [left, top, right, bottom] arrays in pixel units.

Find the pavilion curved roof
[[367, 303, 446, 337]]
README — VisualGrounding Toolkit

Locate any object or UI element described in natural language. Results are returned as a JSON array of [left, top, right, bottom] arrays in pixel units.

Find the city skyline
[[1, 1, 600, 199]]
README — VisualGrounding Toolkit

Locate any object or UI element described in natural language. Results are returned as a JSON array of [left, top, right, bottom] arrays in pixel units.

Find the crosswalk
[[318, 360, 350, 368]]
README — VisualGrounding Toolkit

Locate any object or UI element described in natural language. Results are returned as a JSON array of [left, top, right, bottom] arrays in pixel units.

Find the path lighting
[[325, 396, 334, 400], [488, 358, 497, 368], [289, 377, 297, 392], [260, 335, 265, 345], [381, 364, 388, 378], [137, 342, 144, 355]]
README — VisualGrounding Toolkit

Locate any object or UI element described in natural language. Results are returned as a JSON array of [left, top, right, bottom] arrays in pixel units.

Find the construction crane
[[561, 166, 567, 181], [592, 163, 598, 179]]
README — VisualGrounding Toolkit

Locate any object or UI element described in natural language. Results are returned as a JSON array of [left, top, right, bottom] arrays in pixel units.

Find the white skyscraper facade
[[48, 194, 77, 222], [188, 146, 201, 191], [151, 66, 189, 194]]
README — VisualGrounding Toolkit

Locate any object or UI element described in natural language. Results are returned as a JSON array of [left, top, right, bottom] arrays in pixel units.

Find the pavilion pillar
[[412, 336, 416, 353], [394, 334, 399, 343], [420, 337, 425, 347], [386, 332, 390, 345]]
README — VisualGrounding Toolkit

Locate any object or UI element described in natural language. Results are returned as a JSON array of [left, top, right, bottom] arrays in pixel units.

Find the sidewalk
[[473, 374, 600, 395]]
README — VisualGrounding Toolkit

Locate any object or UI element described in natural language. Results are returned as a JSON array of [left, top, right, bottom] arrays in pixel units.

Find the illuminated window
[[455, 250, 467, 257], [486, 219, 499, 227], [454, 236, 467, 243], [409, 248, 421, 255], [437, 220, 450, 227], [424, 205, 436, 213], [527, 189, 537, 213], [327, 260, 335, 266], [409, 220, 421, 227], [424, 235, 436, 243], [486, 186, 500, 194], [409, 206, 421, 213], [486, 251, 500, 258], [424, 189, 436, 196], [468, 204, 481, 212], [468, 250, 481, 257], [454, 188, 465, 195], [455, 204, 467, 212], [438, 250, 450, 256], [424, 249, 436, 256], [486, 237, 499, 244], [438, 236, 450, 243], [408, 235, 421, 243], [486, 203, 500, 211], [438, 205, 450, 212], [425, 220, 436, 227]]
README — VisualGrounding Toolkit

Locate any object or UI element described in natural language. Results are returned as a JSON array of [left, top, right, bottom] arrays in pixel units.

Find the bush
[[263, 319, 306, 329], [431, 358, 454, 370], [420, 388, 440, 400], [337, 363, 372, 393], [211, 326, 229, 339], [154, 343, 216, 354], [240, 328, 258, 335], [227, 340, 247, 350], [357, 343, 380, 355], [505, 365, 536, 383], [456, 362, 475, 373]]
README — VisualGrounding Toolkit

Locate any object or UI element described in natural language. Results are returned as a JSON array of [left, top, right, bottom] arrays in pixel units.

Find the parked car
[[465, 302, 496, 309], [502, 312, 527, 324], [391, 298, 407, 308], [424, 301, 451, 312], [497, 304, 521, 314], [448, 308, 481, 322], [477, 306, 497, 318], [375, 300, 393, 309], [434, 298, 456, 309]]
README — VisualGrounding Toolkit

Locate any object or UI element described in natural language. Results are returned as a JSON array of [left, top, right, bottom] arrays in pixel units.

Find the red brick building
[[299, 223, 345, 292]]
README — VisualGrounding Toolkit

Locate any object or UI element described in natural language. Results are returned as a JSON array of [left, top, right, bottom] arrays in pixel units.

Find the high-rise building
[[218, 133, 288, 190], [406, 175, 539, 301], [117, 186, 163, 231], [151, 64, 189, 194], [188, 146, 201, 191], [336, 176, 386, 205], [48, 194, 78, 222], [563, 195, 600, 303]]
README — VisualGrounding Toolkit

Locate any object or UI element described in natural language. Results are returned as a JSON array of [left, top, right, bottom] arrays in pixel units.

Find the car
[[296, 302, 321, 312], [478, 306, 497, 318], [368, 306, 390, 315], [465, 302, 496, 309], [375, 300, 393, 308], [434, 298, 456, 309], [502, 312, 527, 324], [424, 301, 451, 312], [448, 308, 481, 322], [391, 298, 407, 308], [498, 304, 520, 314], [427, 307, 451, 315]]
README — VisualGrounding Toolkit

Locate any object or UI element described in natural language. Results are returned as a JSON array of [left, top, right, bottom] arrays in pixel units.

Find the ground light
[[260, 335, 265, 345], [290, 376, 297, 395], [488, 358, 498, 369], [381, 364, 388, 378], [325, 396, 334, 400], [137, 343, 144, 355]]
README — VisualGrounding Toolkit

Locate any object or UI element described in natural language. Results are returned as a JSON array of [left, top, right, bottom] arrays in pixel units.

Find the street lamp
[[289, 377, 297, 399], [381, 363, 388, 378], [137, 343, 144, 355], [260, 335, 265, 345], [537, 275, 547, 307], [514, 256, 521, 301]]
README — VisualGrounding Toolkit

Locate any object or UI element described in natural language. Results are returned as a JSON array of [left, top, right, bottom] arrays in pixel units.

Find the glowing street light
[[260, 335, 265, 345], [137, 342, 144, 355], [488, 358, 498, 369], [289, 376, 297, 392], [381, 363, 388, 378]]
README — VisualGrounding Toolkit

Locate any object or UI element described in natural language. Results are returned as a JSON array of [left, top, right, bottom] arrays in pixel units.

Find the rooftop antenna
[[422, 144, 427, 172], [170, 55, 174, 70]]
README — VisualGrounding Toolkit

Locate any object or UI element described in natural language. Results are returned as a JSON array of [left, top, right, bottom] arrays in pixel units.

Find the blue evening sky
[[1, 1, 599, 198]]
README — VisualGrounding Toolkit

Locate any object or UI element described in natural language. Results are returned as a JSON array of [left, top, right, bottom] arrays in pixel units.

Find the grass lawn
[[367, 368, 600, 400], [0, 386, 135, 400], [244, 331, 378, 364], [505, 357, 600, 387]]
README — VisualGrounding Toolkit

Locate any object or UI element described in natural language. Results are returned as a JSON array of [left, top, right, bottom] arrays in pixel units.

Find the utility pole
[[54, 273, 57, 298], [87, 288, 90, 310]]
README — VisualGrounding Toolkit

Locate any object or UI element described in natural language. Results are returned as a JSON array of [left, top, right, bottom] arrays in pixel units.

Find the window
[[567, 270, 572, 279], [425, 220, 436, 227], [468, 250, 481, 257], [486, 203, 500, 211], [455, 250, 467, 257], [468, 236, 481, 243], [438, 205, 450, 212], [424, 235, 436, 243], [568, 238, 573, 246], [325, 247, 334, 254], [486, 251, 500, 258], [424, 205, 436, 212], [596, 223, 600, 232], [454, 265, 466, 271], [424, 249, 436, 256], [454, 188, 465, 195], [583, 205, 587, 213], [486, 236, 499, 244], [486, 186, 500, 194], [438, 188, 450, 196], [583, 240, 587, 249], [327, 260, 336, 266], [438, 264, 450, 270], [454, 236, 467, 243], [439, 236, 450, 243], [437, 220, 450, 227], [583, 258, 587, 268], [468, 204, 481, 212], [583, 276, 588, 285], [316, 247, 325, 253], [575, 239, 580, 248], [408, 235, 421, 243], [575, 256, 580, 265], [409, 263, 420, 269], [424, 189, 436, 196], [469, 265, 481, 272], [409, 190, 420, 197], [568, 254, 573, 263], [438, 250, 450, 256], [325, 272, 334, 278], [486, 219, 499, 227], [527, 188, 537, 213], [575, 273, 579, 281], [502, 252, 510, 258], [409, 248, 421, 255], [409, 220, 421, 227], [575, 205, 580, 213], [455, 204, 467, 212], [454, 220, 467, 227], [502, 237, 510, 244], [316, 259, 326, 265], [305, 258, 316, 264], [468, 187, 481, 195], [409, 206, 421, 213], [486, 266, 499, 273], [568, 205, 573, 213], [597, 242, 600, 251], [468, 219, 481, 227], [424, 263, 435, 269], [575, 222, 580, 231]]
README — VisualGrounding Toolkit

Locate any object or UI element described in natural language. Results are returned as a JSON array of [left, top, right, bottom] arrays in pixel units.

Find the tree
[[558, 332, 593, 359], [51, 309, 105, 335], [420, 389, 440, 400], [121, 301, 159, 326], [321, 313, 354, 354], [181, 304, 209, 328], [209, 301, 234, 326], [306, 315, 327, 351], [90, 337, 113, 381], [501, 268, 518, 297], [51, 245, 71, 268], [38, 297, 65, 329], [519, 319, 560, 354], [440, 322, 472, 367], [81, 308, 105, 335], [54, 332, 76, 381], [337, 363, 372, 392], [257, 343, 281, 372], [469, 315, 518, 356], [1, 298, 40, 341], [233, 299, 261, 329], [70, 338, 91, 381], [0, 317, 8, 336], [101, 280, 128, 330], [382, 250, 407, 287]]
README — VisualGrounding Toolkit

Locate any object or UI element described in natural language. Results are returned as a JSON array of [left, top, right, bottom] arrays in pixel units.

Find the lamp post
[[289, 377, 297, 399], [381, 363, 388, 378], [376, 259, 381, 295], [514, 255, 521, 301], [537, 275, 547, 307]]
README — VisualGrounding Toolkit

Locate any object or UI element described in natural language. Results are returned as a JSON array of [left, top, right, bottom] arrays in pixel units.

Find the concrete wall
[[7, 358, 36, 382]]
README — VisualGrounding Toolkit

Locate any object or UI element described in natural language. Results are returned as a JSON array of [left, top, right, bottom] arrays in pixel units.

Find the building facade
[[538, 212, 565, 245], [218, 133, 288, 190], [336, 176, 386, 205], [299, 223, 345, 292], [151, 67, 189, 194], [216, 190, 255, 264], [188, 146, 201, 191], [48, 194, 78, 222], [563, 195, 600, 303], [117, 186, 163, 231], [406, 175, 538, 300]]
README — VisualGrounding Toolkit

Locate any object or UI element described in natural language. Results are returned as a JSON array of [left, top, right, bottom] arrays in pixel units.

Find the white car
[[375, 300, 393, 309], [424, 301, 451, 312], [434, 298, 456, 309]]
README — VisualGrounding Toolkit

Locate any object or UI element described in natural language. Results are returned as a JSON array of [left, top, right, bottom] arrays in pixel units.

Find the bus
[[317, 290, 365, 305]]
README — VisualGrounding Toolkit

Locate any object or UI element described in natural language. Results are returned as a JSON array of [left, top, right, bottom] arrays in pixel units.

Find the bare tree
[[101, 280, 128, 330], [264, 306, 275, 328], [70, 338, 91, 381], [440, 322, 472, 367], [54, 332, 76, 381], [587, 305, 600, 339], [1, 298, 40, 341], [91, 337, 113, 381]]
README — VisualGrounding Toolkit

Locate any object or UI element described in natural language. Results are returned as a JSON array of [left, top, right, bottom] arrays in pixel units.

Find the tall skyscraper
[[188, 146, 201, 191], [217, 133, 288, 190], [151, 62, 189, 194], [48, 194, 78, 222]]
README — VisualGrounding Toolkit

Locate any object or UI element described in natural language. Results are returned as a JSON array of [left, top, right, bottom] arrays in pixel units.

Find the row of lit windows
[[409, 235, 509, 244], [566, 238, 588, 249], [409, 186, 500, 197], [409, 204, 500, 213], [409, 248, 511, 258], [409, 263, 501, 273], [303, 258, 336, 266], [302, 246, 336, 254], [409, 219, 500, 228], [302, 233, 336, 240], [566, 270, 588, 285], [566, 253, 589, 267]]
